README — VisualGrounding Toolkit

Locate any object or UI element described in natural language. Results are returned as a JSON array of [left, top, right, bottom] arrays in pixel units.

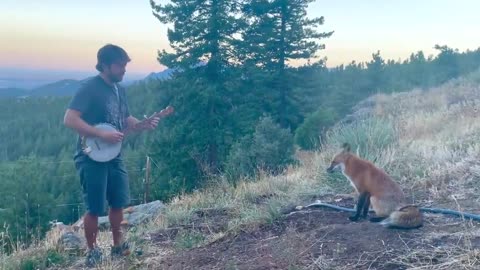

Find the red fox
[[326, 143, 423, 229]]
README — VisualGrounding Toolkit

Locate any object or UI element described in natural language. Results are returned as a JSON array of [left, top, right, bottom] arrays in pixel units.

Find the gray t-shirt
[[68, 75, 131, 160]]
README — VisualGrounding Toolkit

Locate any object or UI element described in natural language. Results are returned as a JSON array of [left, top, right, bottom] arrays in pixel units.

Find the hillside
[[5, 70, 480, 269]]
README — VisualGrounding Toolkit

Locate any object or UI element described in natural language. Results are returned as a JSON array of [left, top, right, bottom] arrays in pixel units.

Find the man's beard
[[109, 73, 123, 83]]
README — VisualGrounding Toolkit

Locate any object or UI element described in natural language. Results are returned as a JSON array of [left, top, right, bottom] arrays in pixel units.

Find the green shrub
[[295, 108, 338, 150], [226, 116, 295, 181]]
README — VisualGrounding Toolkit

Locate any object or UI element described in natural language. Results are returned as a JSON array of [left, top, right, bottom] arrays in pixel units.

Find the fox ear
[[342, 143, 351, 152]]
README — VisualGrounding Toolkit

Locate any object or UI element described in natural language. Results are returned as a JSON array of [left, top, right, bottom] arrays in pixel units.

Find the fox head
[[326, 143, 352, 173]]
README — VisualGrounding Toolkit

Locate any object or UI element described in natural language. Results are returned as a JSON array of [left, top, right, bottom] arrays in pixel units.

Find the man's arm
[[64, 109, 124, 143], [125, 115, 160, 132], [65, 85, 124, 143], [126, 115, 142, 132], [65, 85, 102, 137], [64, 109, 103, 137]]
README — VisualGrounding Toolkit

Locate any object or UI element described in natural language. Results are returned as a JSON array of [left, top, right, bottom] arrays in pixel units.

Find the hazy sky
[[1, 0, 480, 77]]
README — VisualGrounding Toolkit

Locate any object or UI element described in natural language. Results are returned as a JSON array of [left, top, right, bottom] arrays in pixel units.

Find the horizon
[[2, 0, 480, 82]]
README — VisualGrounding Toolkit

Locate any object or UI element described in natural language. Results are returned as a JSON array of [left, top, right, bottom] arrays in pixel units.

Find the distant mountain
[[0, 79, 86, 98], [141, 63, 206, 82], [0, 68, 176, 98], [0, 78, 55, 89], [107, 68, 176, 88], [0, 87, 29, 98], [144, 68, 175, 81], [29, 78, 88, 97]]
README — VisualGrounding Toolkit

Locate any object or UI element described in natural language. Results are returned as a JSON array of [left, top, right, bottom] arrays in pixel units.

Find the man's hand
[[99, 130, 124, 143], [127, 116, 157, 132], [126, 106, 174, 132], [143, 116, 160, 130], [143, 106, 173, 130]]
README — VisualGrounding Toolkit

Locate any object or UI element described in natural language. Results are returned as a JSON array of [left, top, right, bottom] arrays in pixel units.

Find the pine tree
[[241, 0, 333, 128], [150, 0, 243, 74], [150, 0, 243, 191]]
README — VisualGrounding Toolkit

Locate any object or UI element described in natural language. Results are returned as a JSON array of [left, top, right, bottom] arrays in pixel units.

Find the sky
[[1, 0, 480, 80]]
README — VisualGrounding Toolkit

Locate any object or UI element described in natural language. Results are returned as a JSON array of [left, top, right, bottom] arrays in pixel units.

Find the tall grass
[[323, 117, 397, 165]]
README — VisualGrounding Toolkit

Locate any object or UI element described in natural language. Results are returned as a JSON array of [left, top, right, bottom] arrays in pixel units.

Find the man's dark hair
[[95, 44, 131, 72]]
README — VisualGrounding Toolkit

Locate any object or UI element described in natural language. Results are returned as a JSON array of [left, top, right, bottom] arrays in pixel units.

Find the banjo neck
[[80, 106, 174, 162], [121, 106, 174, 136]]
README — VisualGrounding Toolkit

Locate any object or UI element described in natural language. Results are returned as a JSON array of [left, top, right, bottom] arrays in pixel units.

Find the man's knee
[[85, 212, 100, 219], [85, 205, 106, 217], [109, 207, 123, 213], [109, 208, 124, 228]]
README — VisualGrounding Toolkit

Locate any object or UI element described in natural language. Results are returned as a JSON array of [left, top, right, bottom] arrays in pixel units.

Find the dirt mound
[[149, 197, 480, 270]]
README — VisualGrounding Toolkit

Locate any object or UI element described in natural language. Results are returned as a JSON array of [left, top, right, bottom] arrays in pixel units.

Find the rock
[[74, 200, 166, 230], [58, 231, 84, 252], [45, 222, 85, 253]]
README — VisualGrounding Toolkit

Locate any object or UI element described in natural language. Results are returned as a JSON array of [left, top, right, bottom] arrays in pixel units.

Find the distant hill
[[0, 88, 28, 98], [29, 78, 88, 97], [0, 79, 86, 98], [144, 68, 175, 81], [0, 87, 29, 98], [0, 69, 175, 98]]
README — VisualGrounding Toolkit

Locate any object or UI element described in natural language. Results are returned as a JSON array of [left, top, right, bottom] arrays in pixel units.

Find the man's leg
[[107, 158, 131, 256], [108, 208, 124, 246], [81, 164, 108, 249], [84, 213, 99, 249], [75, 159, 108, 266]]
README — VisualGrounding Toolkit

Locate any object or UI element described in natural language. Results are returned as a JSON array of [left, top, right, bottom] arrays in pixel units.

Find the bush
[[295, 108, 338, 150], [226, 116, 295, 181]]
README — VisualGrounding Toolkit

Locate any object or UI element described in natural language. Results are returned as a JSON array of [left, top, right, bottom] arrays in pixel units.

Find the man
[[64, 44, 160, 267]]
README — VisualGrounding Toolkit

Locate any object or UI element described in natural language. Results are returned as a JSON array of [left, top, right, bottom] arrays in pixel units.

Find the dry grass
[[390, 220, 480, 270]]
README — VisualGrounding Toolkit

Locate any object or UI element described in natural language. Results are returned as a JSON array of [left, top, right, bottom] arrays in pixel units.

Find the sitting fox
[[326, 143, 423, 229]]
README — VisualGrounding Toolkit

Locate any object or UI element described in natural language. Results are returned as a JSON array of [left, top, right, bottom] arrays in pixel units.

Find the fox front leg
[[350, 192, 369, 222], [361, 193, 371, 218]]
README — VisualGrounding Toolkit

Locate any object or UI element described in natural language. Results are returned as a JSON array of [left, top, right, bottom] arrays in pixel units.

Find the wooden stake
[[144, 156, 151, 204]]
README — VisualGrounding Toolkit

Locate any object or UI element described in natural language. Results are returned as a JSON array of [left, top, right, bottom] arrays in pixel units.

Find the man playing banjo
[[63, 44, 173, 267]]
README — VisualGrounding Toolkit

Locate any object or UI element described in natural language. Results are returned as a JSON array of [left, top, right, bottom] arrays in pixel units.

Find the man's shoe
[[111, 241, 131, 258], [85, 247, 103, 267]]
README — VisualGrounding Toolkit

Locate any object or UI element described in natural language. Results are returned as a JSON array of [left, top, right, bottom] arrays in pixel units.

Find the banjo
[[81, 106, 174, 162]]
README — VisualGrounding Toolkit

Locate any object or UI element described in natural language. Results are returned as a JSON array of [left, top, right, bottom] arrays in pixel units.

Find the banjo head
[[84, 123, 122, 162]]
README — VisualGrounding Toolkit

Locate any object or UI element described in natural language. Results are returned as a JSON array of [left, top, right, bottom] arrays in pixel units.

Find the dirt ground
[[143, 195, 480, 270]]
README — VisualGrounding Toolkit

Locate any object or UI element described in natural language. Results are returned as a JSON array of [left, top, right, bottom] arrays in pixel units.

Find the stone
[[73, 200, 166, 230]]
